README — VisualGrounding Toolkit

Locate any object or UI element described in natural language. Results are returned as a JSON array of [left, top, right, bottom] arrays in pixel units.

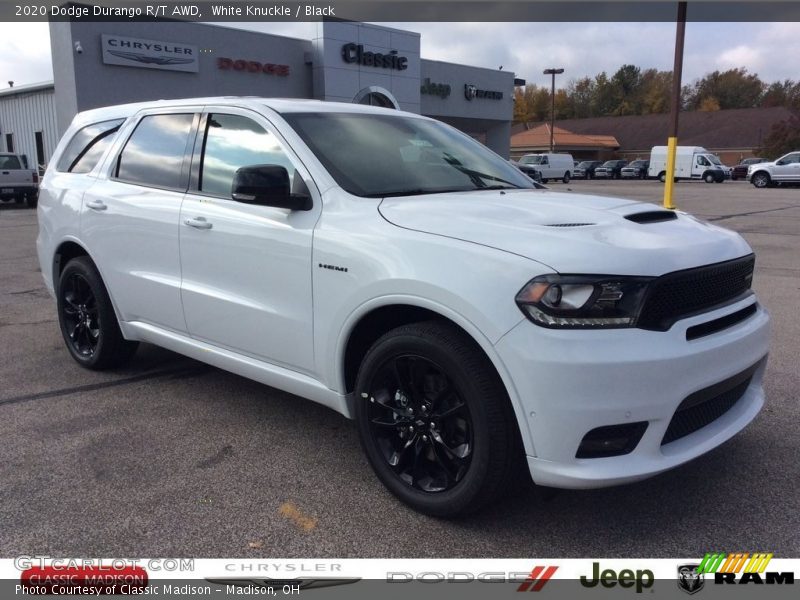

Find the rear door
[[81, 109, 200, 332], [178, 107, 320, 373]]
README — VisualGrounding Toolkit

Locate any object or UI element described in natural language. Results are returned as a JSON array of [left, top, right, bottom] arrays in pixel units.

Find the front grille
[[661, 361, 760, 445], [637, 254, 755, 331]]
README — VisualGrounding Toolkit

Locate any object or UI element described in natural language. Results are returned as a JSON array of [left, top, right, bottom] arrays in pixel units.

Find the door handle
[[86, 200, 107, 211], [184, 217, 212, 230]]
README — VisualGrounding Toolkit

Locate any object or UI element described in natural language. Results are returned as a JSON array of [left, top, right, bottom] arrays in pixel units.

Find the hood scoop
[[625, 211, 678, 224]]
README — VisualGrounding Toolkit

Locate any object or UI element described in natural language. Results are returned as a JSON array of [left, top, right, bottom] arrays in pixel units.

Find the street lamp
[[544, 68, 564, 152]]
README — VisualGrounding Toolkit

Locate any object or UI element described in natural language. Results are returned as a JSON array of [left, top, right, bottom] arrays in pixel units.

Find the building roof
[[515, 106, 797, 152], [0, 81, 54, 98], [510, 123, 619, 152]]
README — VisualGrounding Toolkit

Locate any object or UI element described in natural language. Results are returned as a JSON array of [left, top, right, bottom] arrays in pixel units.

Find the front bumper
[[494, 295, 769, 488]]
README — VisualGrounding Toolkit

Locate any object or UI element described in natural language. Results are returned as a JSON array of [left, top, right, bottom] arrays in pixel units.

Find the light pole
[[663, 2, 687, 210], [544, 68, 564, 152]]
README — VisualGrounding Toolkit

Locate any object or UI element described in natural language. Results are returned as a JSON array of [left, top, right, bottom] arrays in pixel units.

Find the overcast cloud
[[2, 21, 800, 90]]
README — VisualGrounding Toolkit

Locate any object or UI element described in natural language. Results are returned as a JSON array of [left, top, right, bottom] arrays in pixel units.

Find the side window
[[199, 113, 296, 198], [116, 113, 194, 189], [697, 156, 709, 166], [786, 154, 800, 164], [57, 119, 125, 174]]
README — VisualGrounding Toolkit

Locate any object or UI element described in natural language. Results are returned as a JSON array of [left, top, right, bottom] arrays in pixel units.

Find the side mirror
[[231, 165, 312, 211], [776, 159, 786, 166]]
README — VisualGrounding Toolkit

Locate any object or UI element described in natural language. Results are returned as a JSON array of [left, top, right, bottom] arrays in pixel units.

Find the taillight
[[32, 172, 39, 184]]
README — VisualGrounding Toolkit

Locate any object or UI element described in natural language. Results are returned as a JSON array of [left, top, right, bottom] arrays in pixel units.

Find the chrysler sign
[[101, 35, 199, 73]]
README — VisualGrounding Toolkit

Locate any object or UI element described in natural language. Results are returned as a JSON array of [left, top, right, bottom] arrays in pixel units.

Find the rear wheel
[[354, 321, 521, 517], [562, 172, 570, 184], [541, 178, 549, 184], [658, 171, 667, 183], [57, 257, 138, 369], [751, 172, 770, 188]]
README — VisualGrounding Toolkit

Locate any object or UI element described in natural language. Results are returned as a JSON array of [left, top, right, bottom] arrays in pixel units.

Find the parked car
[[731, 157, 766, 180], [0, 152, 39, 207], [594, 159, 628, 179], [573, 160, 603, 179], [620, 160, 650, 179], [510, 160, 543, 184], [38, 98, 769, 516], [747, 151, 800, 188], [518, 152, 574, 183]]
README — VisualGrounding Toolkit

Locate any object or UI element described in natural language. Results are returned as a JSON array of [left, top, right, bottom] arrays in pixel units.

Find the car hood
[[378, 189, 752, 275]]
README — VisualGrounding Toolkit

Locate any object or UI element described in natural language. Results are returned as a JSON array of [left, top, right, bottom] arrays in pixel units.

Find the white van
[[518, 153, 575, 183], [648, 146, 727, 183]]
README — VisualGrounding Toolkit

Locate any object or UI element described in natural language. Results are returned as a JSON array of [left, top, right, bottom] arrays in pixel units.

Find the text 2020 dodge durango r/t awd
[[37, 98, 769, 516]]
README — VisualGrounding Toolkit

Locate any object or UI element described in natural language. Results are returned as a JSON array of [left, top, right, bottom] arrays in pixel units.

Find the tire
[[562, 172, 570, 184], [658, 172, 667, 183], [25, 193, 38, 208], [354, 321, 522, 517], [57, 256, 138, 369], [541, 178, 548, 184], [703, 172, 716, 183], [751, 172, 770, 189]]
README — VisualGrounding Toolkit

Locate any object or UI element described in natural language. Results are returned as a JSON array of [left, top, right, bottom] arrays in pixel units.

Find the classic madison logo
[[107, 50, 194, 66], [677, 564, 704, 595]]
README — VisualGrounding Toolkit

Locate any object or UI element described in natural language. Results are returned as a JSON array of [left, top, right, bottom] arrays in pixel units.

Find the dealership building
[[0, 20, 519, 169]]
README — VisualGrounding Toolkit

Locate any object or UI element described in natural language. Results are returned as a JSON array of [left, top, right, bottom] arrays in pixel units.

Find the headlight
[[515, 274, 653, 329]]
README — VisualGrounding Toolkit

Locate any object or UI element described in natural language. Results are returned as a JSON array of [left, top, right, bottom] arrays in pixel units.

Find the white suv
[[37, 98, 770, 516]]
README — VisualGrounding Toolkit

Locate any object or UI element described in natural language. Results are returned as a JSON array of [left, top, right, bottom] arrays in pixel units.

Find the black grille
[[661, 361, 760, 445], [637, 254, 755, 331]]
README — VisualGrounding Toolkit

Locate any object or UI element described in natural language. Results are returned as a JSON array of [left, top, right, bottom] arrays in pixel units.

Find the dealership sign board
[[101, 34, 199, 73]]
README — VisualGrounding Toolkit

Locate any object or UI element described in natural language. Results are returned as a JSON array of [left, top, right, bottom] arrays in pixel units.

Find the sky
[[2, 21, 800, 90]]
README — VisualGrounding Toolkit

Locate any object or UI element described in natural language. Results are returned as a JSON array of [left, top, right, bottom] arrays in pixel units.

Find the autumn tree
[[684, 68, 764, 110], [760, 115, 800, 159]]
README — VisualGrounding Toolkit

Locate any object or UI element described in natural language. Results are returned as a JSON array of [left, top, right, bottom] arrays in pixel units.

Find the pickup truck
[[0, 153, 39, 208]]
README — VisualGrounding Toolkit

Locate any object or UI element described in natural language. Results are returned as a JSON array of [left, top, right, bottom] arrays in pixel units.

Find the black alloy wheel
[[355, 321, 522, 517], [61, 271, 100, 359], [364, 354, 473, 494], [57, 256, 138, 369]]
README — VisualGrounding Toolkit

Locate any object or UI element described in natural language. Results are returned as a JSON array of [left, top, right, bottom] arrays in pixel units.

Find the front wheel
[[57, 257, 138, 369], [751, 172, 771, 188], [354, 321, 521, 517]]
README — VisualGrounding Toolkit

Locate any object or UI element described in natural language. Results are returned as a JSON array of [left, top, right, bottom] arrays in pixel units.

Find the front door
[[179, 108, 320, 373]]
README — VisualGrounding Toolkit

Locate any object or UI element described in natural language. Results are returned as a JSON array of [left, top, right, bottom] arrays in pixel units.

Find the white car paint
[[37, 97, 769, 490]]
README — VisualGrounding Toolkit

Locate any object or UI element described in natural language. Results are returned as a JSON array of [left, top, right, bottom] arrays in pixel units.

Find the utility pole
[[663, 2, 687, 210], [544, 68, 564, 152]]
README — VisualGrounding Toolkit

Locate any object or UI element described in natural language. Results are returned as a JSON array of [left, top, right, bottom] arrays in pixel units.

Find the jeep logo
[[580, 562, 654, 593]]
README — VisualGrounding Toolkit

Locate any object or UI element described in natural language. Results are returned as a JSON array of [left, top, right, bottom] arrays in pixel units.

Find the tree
[[592, 72, 617, 116], [698, 96, 721, 111], [610, 64, 642, 115], [684, 68, 764, 110], [760, 115, 800, 159], [566, 77, 595, 118], [638, 69, 672, 114]]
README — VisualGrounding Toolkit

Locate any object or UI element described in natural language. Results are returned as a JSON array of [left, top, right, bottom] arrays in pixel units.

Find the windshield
[[707, 155, 722, 165], [629, 161, 646, 167], [602, 161, 618, 167], [577, 161, 594, 168], [282, 112, 534, 197], [519, 155, 545, 165]]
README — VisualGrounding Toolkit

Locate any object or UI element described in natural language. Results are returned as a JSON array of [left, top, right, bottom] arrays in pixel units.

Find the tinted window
[[57, 119, 124, 174], [0, 155, 22, 169], [117, 114, 194, 189], [200, 113, 296, 197]]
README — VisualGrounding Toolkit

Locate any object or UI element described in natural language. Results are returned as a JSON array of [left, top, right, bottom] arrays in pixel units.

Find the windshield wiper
[[448, 165, 522, 189], [461, 184, 518, 192]]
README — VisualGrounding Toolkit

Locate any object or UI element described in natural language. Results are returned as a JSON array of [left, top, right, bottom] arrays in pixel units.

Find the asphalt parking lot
[[1, 179, 798, 558]]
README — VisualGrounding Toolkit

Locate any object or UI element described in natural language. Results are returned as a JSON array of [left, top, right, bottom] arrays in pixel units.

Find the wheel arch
[[337, 297, 535, 456], [52, 239, 129, 338]]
